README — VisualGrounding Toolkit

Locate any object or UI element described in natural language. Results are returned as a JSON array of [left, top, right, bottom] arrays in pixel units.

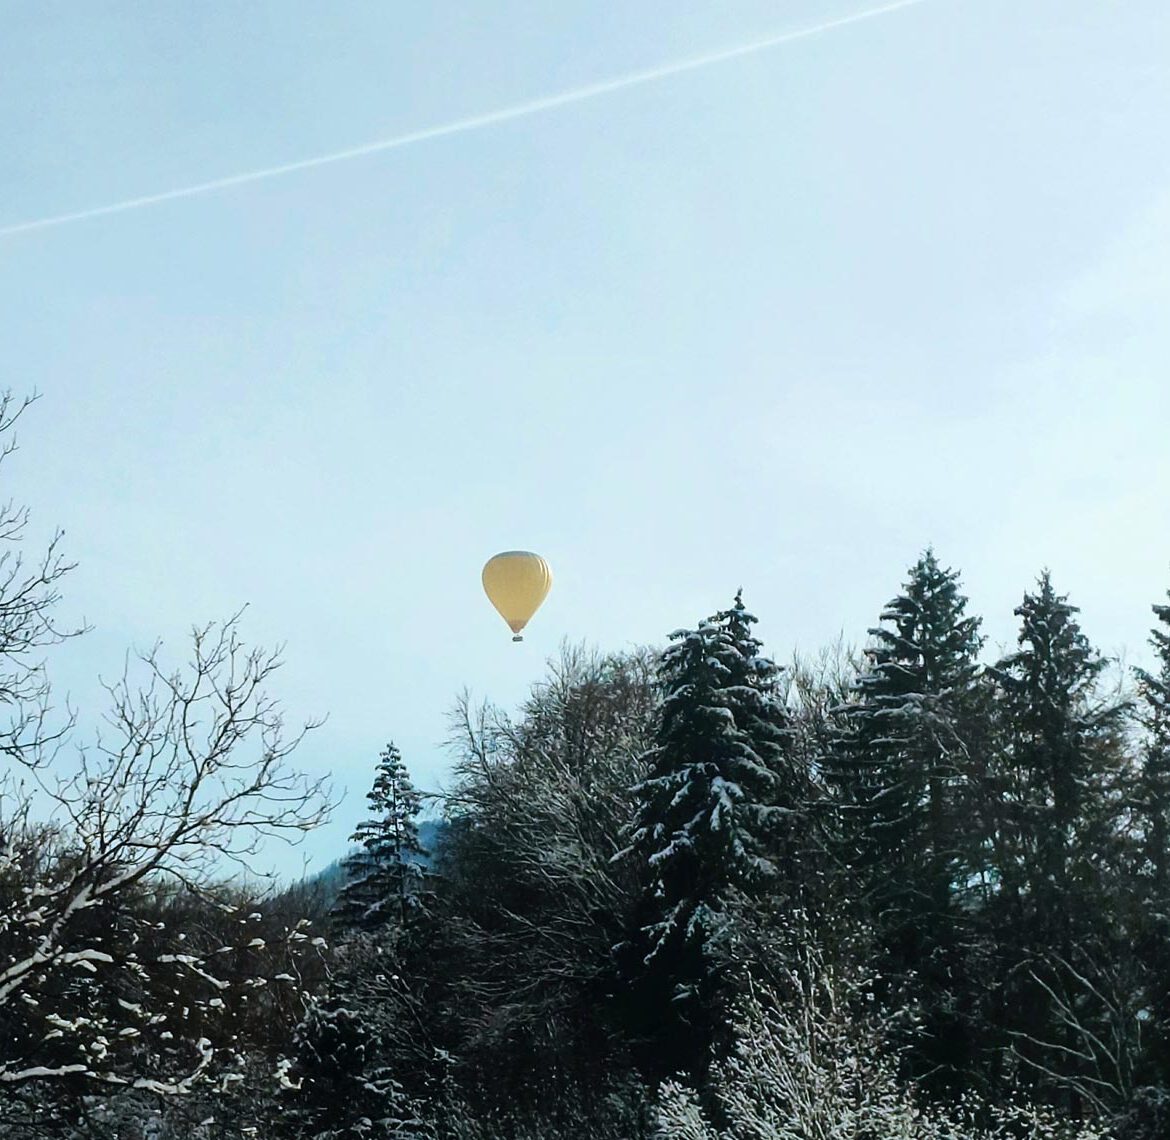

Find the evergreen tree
[[826, 550, 984, 931], [1135, 585, 1170, 893], [822, 550, 985, 1085], [333, 743, 430, 934], [987, 572, 1127, 927], [1131, 584, 1170, 1092], [984, 572, 1130, 1111], [618, 592, 798, 1080], [280, 995, 427, 1139]]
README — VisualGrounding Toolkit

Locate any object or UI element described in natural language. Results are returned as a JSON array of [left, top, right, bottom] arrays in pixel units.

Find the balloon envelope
[[482, 552, 552, 641]]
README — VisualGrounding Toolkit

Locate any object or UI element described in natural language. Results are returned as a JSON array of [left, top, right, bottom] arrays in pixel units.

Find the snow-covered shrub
[[280, 997, 431, 1139], [651, 955, 1114, 1140], [0, 617, 331, 1103], [651, 1080, 711, 1140]]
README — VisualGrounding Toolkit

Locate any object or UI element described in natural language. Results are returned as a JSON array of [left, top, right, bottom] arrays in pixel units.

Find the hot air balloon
[[482, 551, 552, 642]]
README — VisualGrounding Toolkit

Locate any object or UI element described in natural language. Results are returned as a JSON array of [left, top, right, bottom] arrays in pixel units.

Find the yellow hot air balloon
[[482, 551, 552, 642]]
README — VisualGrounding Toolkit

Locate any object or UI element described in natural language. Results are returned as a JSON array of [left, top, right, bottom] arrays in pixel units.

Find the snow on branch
[[0, 614, 333, 1095]]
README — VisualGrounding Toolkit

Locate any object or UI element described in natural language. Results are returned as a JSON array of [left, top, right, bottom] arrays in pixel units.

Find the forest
[[2, 388, 1169, 1140]]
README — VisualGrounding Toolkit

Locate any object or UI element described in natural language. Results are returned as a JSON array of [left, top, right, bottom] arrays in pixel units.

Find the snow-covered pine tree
[[618, 591, 797, 1079], [280, 994, 428, 1140], [333, 743, 430, 934], [825, 551, 983, 927]]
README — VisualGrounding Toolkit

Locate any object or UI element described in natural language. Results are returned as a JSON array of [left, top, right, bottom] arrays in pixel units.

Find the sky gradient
[[2, 0, 1168, 878]]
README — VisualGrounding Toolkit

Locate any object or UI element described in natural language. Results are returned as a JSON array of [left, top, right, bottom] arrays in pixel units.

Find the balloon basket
[[512, 635, 524, 642]]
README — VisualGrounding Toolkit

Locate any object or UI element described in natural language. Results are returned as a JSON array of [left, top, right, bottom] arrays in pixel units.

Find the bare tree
[[1008, 945, 1149, 1118], [0, 619, 333, 1099], [435, 643, 657, 1102], [0, 391, 83, 765], [657, 953, 1109, 1140], [0, 391, 333, 1120]]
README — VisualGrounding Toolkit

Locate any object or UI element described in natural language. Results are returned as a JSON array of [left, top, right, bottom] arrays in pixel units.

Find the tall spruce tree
[[1132, 584, 1170, 1091], [985, 573, 1131, 1111], [1135, 586, 1170, 894], [333, 743, 430, 934], [618, 591, 797, 1080], [988, 572, 1127, 929], [822, 551, 985, 1086], [826, 550, 983, 931]]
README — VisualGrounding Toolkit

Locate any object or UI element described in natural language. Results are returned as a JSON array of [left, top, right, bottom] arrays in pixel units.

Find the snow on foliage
[[653, 953, 1111, 1140], [0, 615, 331, 1099], [332, 742, 431, 935], [621, 593, 799, 961]]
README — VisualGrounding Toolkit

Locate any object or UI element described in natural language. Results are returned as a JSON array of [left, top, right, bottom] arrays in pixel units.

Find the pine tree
[[1132, 584, 1170, 1090], [1135, 586, 1170, 893], [618, 591, 798, 1079], [333, 743, 430, 934], [826, 550, 984, 932], [822, 551, 985, 1087], [985, 573, 1131, 1111], [281, 996, 427, 1139], [988, 572, 1127, 927]]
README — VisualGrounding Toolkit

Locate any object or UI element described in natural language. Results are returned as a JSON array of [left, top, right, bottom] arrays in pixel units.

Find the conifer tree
[[984, 573, 1131, 1111], [988, 572, 1127, 928], [281, 995, 426, 1139], [821, 551, 985, 1086], [618, 592, 798, 1079], [333, 743, 430, 934], [1132, 584, 1170, 1090], [1135, 586, 1170, 893], [826, 550, 984, 930]]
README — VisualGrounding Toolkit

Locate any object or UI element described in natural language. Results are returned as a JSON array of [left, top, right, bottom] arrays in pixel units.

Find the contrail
[[0, 0, 929, 239]]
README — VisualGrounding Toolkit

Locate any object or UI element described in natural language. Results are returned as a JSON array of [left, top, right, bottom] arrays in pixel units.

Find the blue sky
[[2, 0, 1168, 878]]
